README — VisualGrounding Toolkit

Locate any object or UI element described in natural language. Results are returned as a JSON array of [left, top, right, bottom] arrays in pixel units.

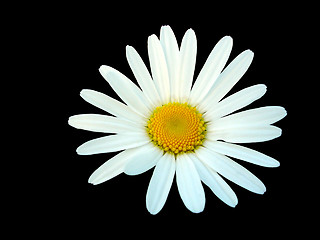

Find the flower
[[68, 26, 287, 214]]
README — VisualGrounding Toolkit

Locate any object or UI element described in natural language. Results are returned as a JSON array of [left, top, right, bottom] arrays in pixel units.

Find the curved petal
[[80, 89, 144, 124], [176, 154, 206, 213], [148, 34, 170, 103], [190, 36, 233, 106], [126, 45, 161, 107], [204, 140, 280, 167], [68, 114, 144, 134], [179, 29, 197, 102], [124, 142, 163, 176], [76, 133, 150, 155], [207, 125, 282, 143], [88, 148, 140, 185], [146, 153, 175, 215], [190, 153, 238, 207], [99, 65, 151, 117], [204, 84, 267, 121], [160, 25, 180, 102], [195, 147, 266, 194], [210, 106, 287, 130], [199, 50, 254, 112]]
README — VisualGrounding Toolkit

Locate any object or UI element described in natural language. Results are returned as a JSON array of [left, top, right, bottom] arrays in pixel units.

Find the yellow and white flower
[[68, 26, 286, 214]]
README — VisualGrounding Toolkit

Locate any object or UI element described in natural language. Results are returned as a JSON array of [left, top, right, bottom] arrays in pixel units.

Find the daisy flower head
[[68, 26, 287, 214]]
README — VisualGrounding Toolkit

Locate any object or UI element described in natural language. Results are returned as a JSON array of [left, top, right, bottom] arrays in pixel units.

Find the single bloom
[[68, 26, 287, 214]]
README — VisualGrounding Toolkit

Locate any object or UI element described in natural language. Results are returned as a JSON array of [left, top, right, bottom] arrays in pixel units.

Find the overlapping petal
[[190, 153, 238, 207], [204, 140, 280, 167], [210, 106, 287, 130], [99, 65, 151, 117], [88, 148, 140, 185], [160, 26, 180, 102], [148, 35, 170, 103], [204, 84, 267, 121], [68, 114, 144, 134], [179, 29, 197, 102], [76, 133, 150, 155], [176, 154, 205, 213], [207, 125, 282, 143], [80, 89, 144, 124], [126, 45, 161, 108], [146, 153, 175, 215], [195, 147, 266, 194], [199, 50, 254, 112], [190, 36, 233, 106], [124, 142, 163, 176]]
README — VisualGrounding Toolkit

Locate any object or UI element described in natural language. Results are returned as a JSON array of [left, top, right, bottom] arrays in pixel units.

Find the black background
[[24, 2, 309, 237]]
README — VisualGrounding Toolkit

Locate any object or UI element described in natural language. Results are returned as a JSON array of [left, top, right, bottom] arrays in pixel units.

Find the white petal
[[68, 114, 144, 134], [88, 148, 139, 185], [210, 106, 287, 130], [204, 84, 267, 121], [190, 36, 233, 106], [204, 140, 280, 167], [146, 153, 175, 215], [99, 65, 151, 117], [200, 50, 254, 112], [196, 147, 266, 194], [76, 133, 150, 155], [190, 153, 238, 207], [179, 29, 197, 102], [80, 89, 144, 124], [126, 45, 161, 107], [160, 26, 181, 102], [176, 154, 206, 213], [148, 34, 170, 103], [207, 125, 282, 143], [124, 142, 163, 175]]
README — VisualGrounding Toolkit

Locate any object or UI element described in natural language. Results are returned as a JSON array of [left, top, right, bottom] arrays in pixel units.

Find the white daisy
[[68, 26, 286, 214]]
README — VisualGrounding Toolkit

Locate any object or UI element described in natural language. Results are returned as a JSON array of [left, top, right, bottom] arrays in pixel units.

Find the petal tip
[[282, 107, 288, 117], [257, 84, 267, 96], [99, 65, 112, 76], [148, 34, 158, 40], [245, 49, 254, 57], [222, 35, 233, 42], [186, 28, 195, 33], [75, 147, 82, 155], [146, 202, 161, 215], [258, 185, 267, 195], [147, 209, 158, 215], [229, 202, 237, 208], [76, 145, 88, 155], [88, 179, 94, 184], [126, 45, 133, 51], [67, 116, 74, 127], [160, 25, 171, 30], [190, 206, 205, 214], [79, 89, 85, 96], [273, 160, 280, 167], [79, 89, 91, 98], [99, 65, 106, 71], [185, 28, 196, 38], [88, 177, 100, 185]]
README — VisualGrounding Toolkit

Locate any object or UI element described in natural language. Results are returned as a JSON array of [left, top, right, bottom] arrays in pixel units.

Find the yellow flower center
[[146, 102, 206, 155]]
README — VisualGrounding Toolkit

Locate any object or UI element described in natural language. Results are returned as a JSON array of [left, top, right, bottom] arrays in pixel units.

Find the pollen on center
[[146, 102, 207, 155]]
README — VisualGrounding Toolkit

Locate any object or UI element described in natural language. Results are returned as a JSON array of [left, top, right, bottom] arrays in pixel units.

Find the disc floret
[[146, 102, 206, 155]]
